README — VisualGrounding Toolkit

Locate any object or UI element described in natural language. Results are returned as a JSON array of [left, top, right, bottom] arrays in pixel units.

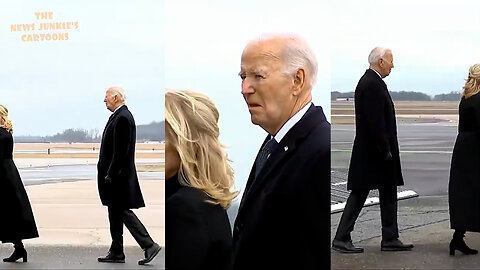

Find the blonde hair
[[463, 64, 480, 99], [0, 105, 13, 133], [165, 89, 238, 209]]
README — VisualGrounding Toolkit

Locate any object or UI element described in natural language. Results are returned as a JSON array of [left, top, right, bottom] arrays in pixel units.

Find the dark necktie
[[255, 137, 278, 178]]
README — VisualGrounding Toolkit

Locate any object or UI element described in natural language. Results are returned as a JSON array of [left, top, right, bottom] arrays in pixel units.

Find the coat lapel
[[237, 105, 323, 214]]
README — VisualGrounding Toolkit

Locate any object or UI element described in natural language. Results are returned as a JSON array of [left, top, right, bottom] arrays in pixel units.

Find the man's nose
[[241, 79, 254, 94]]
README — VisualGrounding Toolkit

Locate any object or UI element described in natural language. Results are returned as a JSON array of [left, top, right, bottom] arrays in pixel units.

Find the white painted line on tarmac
[[332, 181, 347, 186], [332, 149, 452, 154], [331, 190, 419, 213]]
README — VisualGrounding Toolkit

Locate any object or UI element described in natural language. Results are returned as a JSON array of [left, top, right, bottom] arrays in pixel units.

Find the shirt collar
[[272, 102, 312, 143], [370, 68, 383, 79], [113, 104, 125, 113]]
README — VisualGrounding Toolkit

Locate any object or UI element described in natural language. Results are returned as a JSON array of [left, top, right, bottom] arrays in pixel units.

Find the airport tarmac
[[4, 177, 165, 269], [0, 245, 165, 269], [0, 145, 165, 269], [331, 123, 478, 269], [18, 163, 163, 185], [332, 123, 458, 196]]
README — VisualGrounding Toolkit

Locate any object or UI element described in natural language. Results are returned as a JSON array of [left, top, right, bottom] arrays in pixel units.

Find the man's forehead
[[385, 50, 393, 58], [105, 89, 116, 96], [241, 46, 282, 70], [240, 58, 280, 73], [244, 39, 282, 58]]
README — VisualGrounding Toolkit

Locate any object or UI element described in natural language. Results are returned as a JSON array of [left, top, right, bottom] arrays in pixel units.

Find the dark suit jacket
[[166, 175, 233, 270], [97, 105, 145, 209], [232, 104, 331, 270], [347, 69, 404, 190]]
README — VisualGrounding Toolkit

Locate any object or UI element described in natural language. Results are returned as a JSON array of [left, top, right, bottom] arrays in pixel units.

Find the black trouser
[[108, 207, 154, 253], [334, 185, 399, 242]]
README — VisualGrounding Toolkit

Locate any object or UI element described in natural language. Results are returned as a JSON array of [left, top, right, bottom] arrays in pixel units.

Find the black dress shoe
[[138, 243, 161, 265], [98, 252, 125, 263], [381, 239, 414, 251], [332, 239, 364, 253]]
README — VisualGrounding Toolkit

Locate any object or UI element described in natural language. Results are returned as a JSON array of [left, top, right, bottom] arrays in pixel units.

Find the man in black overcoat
[[97, 86, 160, 265], [332, 47, 414, 253], [232, 35, 331, 270]]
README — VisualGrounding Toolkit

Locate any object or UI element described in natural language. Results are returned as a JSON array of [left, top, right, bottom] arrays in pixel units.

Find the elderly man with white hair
[[97, 86, 161, 265], [232, 34, 331, 269], [332, 47, 414, 253]]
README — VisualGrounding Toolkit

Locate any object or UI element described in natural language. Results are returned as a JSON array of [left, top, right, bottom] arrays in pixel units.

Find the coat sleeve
[[166, 195, 209, 270], [107, 116, 131, 178], [359, 80, 390, 155]]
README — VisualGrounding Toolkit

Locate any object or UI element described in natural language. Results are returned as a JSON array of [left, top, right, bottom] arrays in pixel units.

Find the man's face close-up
[[239, 41, 296, 134]]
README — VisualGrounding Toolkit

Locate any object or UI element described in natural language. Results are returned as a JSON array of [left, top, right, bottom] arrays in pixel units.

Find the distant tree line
[[15, 121, 165, 143], [331, 91, 461, 101], [137, 121, 164, 142]]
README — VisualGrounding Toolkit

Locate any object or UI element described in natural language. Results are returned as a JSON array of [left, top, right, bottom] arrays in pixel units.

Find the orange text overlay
[[10, 12, 79, 42]]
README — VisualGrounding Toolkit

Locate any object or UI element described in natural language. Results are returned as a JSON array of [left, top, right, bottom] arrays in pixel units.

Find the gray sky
[[330, 0, 480, 96], [0, 0, 164, 136], [165, 0, 331, 193]]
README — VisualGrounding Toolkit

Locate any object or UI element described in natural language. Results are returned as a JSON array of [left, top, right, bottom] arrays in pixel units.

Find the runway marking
[[400, 150, 452, 154], [332, 181, 347, 186], [332, 149, 452, 154], [331, 190, 419, 213], [24, 177, 90, 181]]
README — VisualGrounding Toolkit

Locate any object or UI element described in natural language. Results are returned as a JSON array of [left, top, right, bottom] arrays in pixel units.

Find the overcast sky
[[165, 0, 331, 193], [0, 0, 163, 136], [330, 0, 480, 96]]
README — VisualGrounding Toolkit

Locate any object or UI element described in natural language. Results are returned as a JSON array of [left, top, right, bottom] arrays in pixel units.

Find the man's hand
[[105, 175, 112, 184]]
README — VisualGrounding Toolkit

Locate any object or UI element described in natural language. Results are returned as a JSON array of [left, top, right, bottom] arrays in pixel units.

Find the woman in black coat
[[449, 63, 480, 256], [165, 90, 239, 270], [0, 105, 38, 262]]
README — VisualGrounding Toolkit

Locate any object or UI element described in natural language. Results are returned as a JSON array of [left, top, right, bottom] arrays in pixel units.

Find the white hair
[[368, 47, 390, 64], [255, 33, 318, 90], [108, 86, 126, 101]]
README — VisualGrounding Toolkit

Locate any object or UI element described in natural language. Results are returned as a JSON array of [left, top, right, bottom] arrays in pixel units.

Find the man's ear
[[293, 68, 306, 96], [378, 59, 384, 68]]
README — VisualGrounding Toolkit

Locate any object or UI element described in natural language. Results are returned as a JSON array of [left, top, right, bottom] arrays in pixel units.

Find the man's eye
[[239, 73, 246, 80], [255, 74, 265, 79]]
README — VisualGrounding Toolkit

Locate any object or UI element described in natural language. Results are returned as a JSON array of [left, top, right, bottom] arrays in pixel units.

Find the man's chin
[[250, 116, 260, 126]]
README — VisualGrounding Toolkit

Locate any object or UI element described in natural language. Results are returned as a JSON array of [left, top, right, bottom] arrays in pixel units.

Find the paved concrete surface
[[3, 173, 165, 269], [0, 245, 164, 269], [332, 124, 458, 196], [331, 196, 480, 269], [26, 179, 164, 247], [331, 123, 480, 269]]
